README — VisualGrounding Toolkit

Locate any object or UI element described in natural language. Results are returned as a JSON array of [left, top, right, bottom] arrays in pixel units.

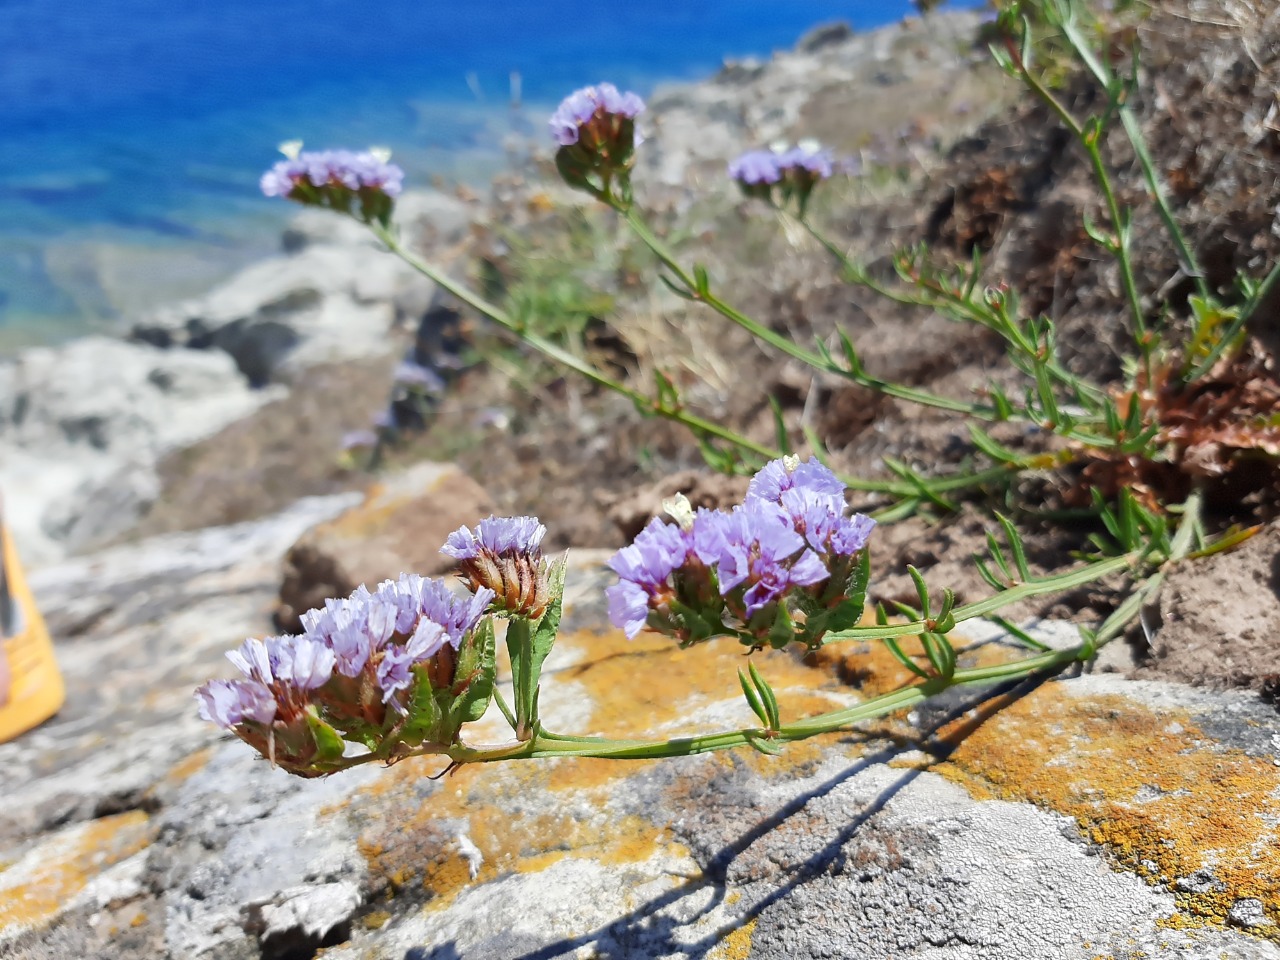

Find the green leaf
[[746, 733, 783, 756], [907, 565, 932, 620], [768, 395, 792, 455], [738, 669, 769, 726], [304, 708, 347, 763], [749, 661, 781, 731], [508, 565, 566, 738], [997, 514, 1031, 581], [658, 273, 697, 301], [398, 665, 443, 748], [968, 424, 1024, 465], [693, 264, 711, 297], [882, 636, 930, 679], [449, 617, 497, 726]]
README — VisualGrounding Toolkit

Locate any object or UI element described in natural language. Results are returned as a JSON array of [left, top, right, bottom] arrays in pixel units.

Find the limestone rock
[[274, 461, 494, 632], [5, 511, 1280, 958], [131, 190, 474, 386], [639, 11, 988, 187], [0, 338, 275, 564]]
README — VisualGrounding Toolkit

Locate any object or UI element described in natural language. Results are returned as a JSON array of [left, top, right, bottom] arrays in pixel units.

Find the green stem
[[825, 550, 1135, 643], [620, 207, 1010, 422], [372, 219, 1015, 503], [369, 222, 781, 463], [1054, 12, 1210, 303], [1007, 41, 1151, 376], [792, 213, 1108, 410]]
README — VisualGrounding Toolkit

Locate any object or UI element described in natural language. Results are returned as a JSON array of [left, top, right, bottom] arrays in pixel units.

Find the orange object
[[0, 515, 64, 742]]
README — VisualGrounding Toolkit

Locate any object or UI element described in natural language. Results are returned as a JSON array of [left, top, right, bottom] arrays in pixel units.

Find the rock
[[639, 10, 987, 186], [1141, 520, 1280, 690], [0, 338, 276, 564], [6, 536, 1280, 958], [132, 191, 475, 387], [39, 458, 161, 554], [0, 337, 265, 456], [132, 246, 416, 386], [795, 20, 855, 53], [274, 461, 494, 632], [1231, 898, 1274, 929]]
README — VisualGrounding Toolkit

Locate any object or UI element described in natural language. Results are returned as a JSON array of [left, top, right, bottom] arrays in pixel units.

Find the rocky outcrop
[[130, 190, 476, 387], [274, 461, 494, 632], [4, 495, 1280, 958], [0, 337, 278, 564], [638, 10, 990, 187], [0, 188, 477, 565]]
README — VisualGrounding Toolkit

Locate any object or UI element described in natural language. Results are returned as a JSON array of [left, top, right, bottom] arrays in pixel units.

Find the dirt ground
[[139, 1, 1279, 695]]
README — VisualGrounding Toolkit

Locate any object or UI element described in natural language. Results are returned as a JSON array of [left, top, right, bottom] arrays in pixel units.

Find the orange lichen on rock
[[936, 685, 1280, 937], [0, 810, 153, 930], [165, 746, 214, 784], [337, 627, 872, 909], [712, 917, 758, 960]]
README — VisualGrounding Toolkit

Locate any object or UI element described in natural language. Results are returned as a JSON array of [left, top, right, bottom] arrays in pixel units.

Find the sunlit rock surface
[[3, 493, 1280, 959]]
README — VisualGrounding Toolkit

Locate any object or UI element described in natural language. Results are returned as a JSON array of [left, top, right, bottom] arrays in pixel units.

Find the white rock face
[[132, 189, 473, 386], [0, 337, 277, 563]]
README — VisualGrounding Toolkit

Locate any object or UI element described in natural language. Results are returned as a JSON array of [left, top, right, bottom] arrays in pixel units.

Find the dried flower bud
[[441, 516, 556, 620]]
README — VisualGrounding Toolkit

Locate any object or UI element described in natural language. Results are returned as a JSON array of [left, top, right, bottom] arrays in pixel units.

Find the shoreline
[[0, 10, 991, 568]]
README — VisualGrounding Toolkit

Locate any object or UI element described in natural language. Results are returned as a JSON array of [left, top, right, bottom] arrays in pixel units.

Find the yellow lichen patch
[[342, 754, 683, 910], [549, 629, 849, 738], [0, 811, 153, 930], [808, 638, 925, 700], [165, 745, 214, 784], [936, 685, 1280, 937], [711, 917, 757, 960], [337, 627, 878, 912]]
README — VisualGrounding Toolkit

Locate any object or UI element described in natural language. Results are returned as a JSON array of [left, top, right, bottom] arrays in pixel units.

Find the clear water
[[0, 1, 980, 347]]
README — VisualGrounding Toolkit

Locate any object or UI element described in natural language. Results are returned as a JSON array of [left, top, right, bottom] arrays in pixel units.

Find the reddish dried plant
[[1068, 337, 1280, 510]]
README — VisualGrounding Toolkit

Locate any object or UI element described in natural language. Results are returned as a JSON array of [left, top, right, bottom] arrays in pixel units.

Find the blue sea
[[0, 1, 981, 348]]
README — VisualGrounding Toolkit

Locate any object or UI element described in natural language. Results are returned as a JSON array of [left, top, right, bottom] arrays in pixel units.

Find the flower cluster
[[260, 145, 404, 226], [442, 515, 559, 620], [196, 573, 494, 775], [550, 83, 645, 205], [728, 142, 836, 214], [550, 83, 645, 147], [606, 457, 875, 650]]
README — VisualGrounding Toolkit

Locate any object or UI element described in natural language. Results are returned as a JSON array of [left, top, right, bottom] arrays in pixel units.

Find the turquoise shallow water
[[0, 1, 982, 347]]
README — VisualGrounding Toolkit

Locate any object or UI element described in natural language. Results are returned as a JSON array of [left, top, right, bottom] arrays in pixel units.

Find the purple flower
[[777, 144, 835, 179], [605, 457, 876, 646], [550, 83, 645, 146], [713, 499, 828, 617], [442, 516, 547, 561], [372, 408, 398, 430], [605, 518, 692, 638], [260, 148, 404, 199], [195, 679, 277, 729], [728, 150, 782, 186], [747, 456, 845, 504], [372, 574, 494, 647], [300, 585, 398, 678], [442, 515, 555, 619], [376, 620, 450, 703], [225, 635, 334, 692], [394, 361, 446, 395]]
